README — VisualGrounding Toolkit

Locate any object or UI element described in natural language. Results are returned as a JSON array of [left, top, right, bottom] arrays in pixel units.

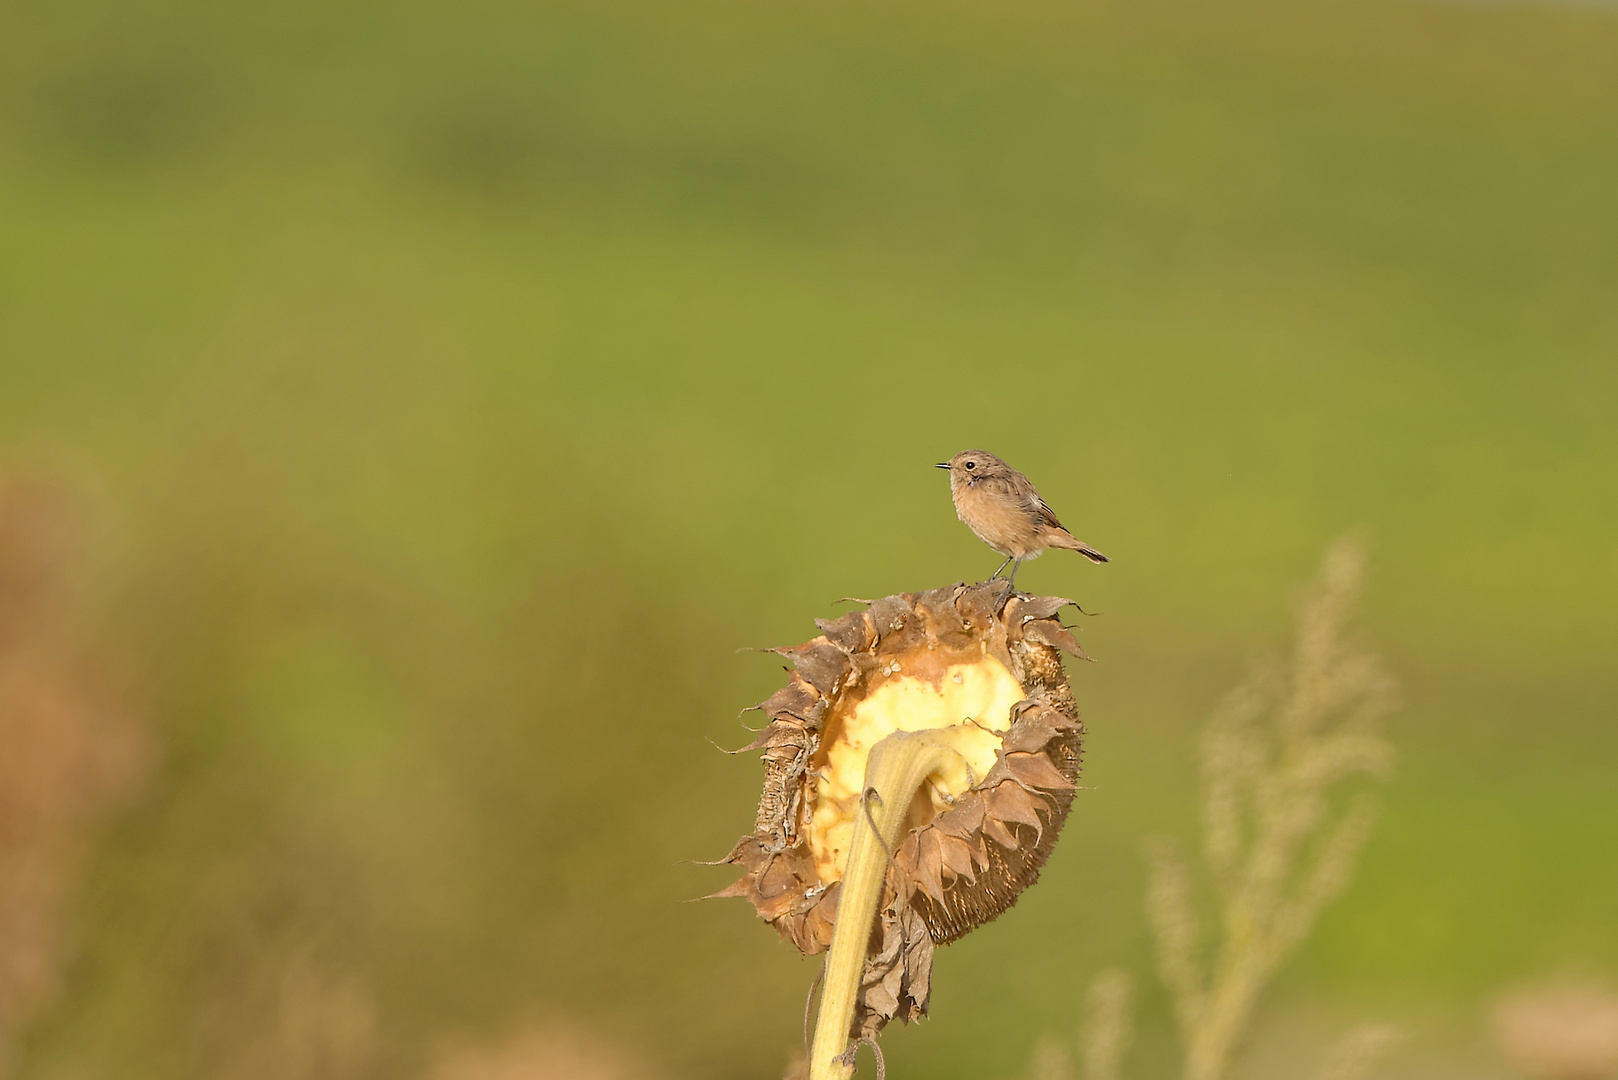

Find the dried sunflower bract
[[716, 581, 1088, 1048]]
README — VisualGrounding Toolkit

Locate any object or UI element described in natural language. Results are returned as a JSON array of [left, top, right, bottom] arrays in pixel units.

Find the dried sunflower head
[[716, 581, 1088, 1042]]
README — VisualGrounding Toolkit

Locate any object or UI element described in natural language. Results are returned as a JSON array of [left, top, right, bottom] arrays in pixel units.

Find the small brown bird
[[936, 449, 1108, 588]]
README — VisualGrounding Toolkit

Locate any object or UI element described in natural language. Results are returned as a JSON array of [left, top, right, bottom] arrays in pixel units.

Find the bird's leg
[[1008, 557, 1024, 591], [989, 555, 1013, 581]]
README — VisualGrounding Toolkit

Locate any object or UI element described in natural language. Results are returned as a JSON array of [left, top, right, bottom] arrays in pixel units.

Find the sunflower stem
[[809, 729, 960, 1080]]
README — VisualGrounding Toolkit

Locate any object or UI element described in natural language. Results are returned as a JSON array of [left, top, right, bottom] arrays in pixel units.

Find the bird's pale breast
[[953, 483, 1042, 557]]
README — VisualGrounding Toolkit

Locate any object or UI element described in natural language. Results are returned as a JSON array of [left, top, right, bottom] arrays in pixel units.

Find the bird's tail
[[1051, 534, 1109, 563]]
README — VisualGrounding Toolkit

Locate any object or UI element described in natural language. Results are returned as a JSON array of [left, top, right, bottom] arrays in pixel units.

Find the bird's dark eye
[[965, 461, 975, 469]]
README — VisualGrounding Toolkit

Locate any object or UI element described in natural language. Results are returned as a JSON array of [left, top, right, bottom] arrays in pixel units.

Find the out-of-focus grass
[[1, 0, 1615, 1077]]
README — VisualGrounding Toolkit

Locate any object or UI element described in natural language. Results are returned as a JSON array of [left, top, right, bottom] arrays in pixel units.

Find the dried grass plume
[[1146, 535, 1397, 1080], [1081, 969, 1136, 1080]]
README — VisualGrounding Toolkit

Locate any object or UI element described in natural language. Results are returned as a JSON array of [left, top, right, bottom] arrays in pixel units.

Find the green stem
[[808, 729, 960, 1080]]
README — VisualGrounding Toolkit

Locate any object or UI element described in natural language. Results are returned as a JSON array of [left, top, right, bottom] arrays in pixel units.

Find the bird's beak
[[934, 462, 952, 470]]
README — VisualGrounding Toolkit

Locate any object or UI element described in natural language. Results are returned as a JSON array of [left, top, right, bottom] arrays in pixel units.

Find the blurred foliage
[[0, 0, 1615, 1077]]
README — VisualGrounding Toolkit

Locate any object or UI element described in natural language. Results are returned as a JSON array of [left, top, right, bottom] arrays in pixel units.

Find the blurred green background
[[1, 0, 1615, 1076]]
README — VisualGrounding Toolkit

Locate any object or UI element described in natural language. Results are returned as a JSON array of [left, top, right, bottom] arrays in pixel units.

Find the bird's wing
[[1032, 494, 1068, 535]]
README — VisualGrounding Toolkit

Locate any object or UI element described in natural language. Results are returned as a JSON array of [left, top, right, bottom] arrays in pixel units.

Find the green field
[[2, 0, 1616, 1077]]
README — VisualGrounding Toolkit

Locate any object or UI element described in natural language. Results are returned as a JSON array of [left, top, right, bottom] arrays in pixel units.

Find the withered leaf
[[774, 640, 851, 694], [815, 612, 874, 654], [981, 812, 1021, 850], [986, 781, 1049, 839], [1023, 618, 1088, 659], [1002, 751, 1076, 792], [1000, 708, 1065, 754], [866, 596, 911, 637], [1007, 595, 1076, 624], [915, 586, 968, 639], [937, 834, 980, 883]]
